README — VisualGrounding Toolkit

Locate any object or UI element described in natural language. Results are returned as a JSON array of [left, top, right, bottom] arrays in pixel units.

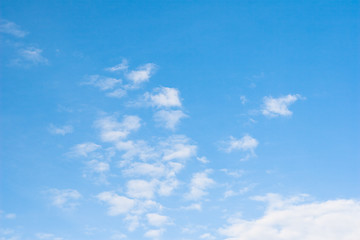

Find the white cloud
[[262, 94, 303, 117], [197, 156, 209, 164], [126, 180, 157, 199], [124, 214, 140, 231], [162, 135, 197, 161], [222, 135, 258, 154], [48, 124, 73, 135], [86, 160, 110, 173], [182, 203, 202, 211], [0, 19, 27, 37], [36, 233, 63, 240], [17, 47, 48, 65], [126, 63, 156, 85], [123, 162, 166, 178], [84, 75, 122, 91], [154, 109, 187, 130], [116, 140, 157, 161], [219, 194, 360, 240], [144, 229, 164, 239], [157, 177, 179, 196], [95, 115, 141, 142], [146, 213, 170, 227], [106, 59, 129, 72], [110, 233, 127, 240], [70, 142, 101, 157], [200, 233, 216, 240], [97, 192, 135, 216], [106, 88, 126, 98], [186, 170, 215, 200], [145, 87, 182, 108], [48, 188, 82, 209]]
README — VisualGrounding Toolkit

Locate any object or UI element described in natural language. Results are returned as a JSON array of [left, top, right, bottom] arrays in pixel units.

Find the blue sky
[[1, 1, 359, 239]]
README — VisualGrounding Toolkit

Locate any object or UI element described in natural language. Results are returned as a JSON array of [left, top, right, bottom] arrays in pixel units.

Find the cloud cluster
[[262, 94, 303, 117], [47, 188, 82, 209], [219, 194, 360, 240]]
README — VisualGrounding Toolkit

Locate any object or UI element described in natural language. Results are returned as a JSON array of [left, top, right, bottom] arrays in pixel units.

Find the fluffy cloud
[[186, 170, 215, 200], [48, 124, 73, 135], [95, 115, 141, 142], [262, 94, 303, 117], [70, 142, 101, 157], [145, 87, 182, 108], [146, 213, 170, 227], [97, 192, 135, 216], [222, 135, 258, 154], [154, 109, 187, 130], [126, 180, 157, 199], [219, 194, 360, 240], [47, 189, 82, 209], [144, 229, 164, 239], [83, 75, 122, 91], [162, 135, 197, 161], [126, 63, 156, 85], [0, 19, 27, 37]]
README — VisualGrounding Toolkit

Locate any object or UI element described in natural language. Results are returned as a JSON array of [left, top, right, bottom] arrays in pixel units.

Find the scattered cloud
[[48, 124, 73, 135], [154, 109, 187, 130], [221, 135, 258, 156], [197, 156, 209, 164], [262, 94, 303, 117], [126, 63, 156, 85], [95, 115, 141, 142], [106, 88, 127, 98], [97, 192, 135, 216], [126, 179, 157, 199], [200, 233, 216, 240], [186, 170, 215, 200], [162, 135, 197, 161], [145, 87, 182, 108], [47, 188, 82, 209], [219, 194, 360, 240], [36, 233, 63, 240], [0, 19, 27, 37], [14, 47, 48, 66], [182, 203, 202, 211], [144, 229, 164, 239], [83, 75, 122, 91], [146, 213, 171, 227], [106, 59, 129, 72], [70, 142, 101, 157]]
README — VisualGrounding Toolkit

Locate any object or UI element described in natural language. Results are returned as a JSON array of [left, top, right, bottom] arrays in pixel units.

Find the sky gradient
[[1, 1, 359, 240]]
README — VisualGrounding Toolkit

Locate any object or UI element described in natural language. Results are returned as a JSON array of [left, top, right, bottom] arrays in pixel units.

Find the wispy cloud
[[15, 47, 48, 65], [48, 124, 73, 135], [106, 59, 129, 72], [83, 75, 122, 91], [262, 94, 303, 117], [70, 142, 101, 157], [0, 19, 27, 37], [146, 213, 171, 227], [47, 188, 82, 210]]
